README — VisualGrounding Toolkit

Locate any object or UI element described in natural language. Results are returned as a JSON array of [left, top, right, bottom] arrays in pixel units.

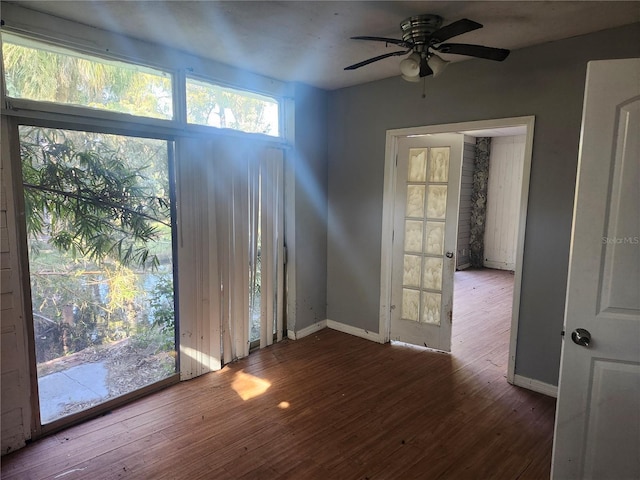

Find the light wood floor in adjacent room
[[1, 268, 556, 479]]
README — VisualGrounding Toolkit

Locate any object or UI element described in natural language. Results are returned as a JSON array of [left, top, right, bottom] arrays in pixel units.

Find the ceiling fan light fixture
[[427, 53, 449, 77], [346, 14, 510, 84], [399, 52, 421, 78]]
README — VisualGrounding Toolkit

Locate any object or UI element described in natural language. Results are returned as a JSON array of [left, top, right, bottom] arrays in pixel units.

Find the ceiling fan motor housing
[[345, 14, 509, 74], [401, 14, 443, 52]]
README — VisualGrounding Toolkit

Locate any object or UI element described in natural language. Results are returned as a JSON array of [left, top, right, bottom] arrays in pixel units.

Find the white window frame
[[186, 74, 282, 138]]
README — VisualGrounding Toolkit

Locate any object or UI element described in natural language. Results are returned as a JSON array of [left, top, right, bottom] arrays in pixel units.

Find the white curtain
[[176, 137, 284, 379], [255, 148, 285, 348]]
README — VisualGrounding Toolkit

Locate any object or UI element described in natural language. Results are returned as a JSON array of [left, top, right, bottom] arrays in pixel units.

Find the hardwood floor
[[1, 268, 556, 479]]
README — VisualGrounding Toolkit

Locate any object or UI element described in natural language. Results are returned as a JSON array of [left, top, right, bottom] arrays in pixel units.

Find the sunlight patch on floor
[[231, 370, 271, 401]]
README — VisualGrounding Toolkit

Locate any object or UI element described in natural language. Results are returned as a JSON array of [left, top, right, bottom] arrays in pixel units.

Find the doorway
[[380, 116, 534, 385], [451, 129, 526, 372]]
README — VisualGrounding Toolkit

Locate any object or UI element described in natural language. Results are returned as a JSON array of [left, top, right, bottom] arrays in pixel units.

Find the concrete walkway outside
[[38, 362, 108, 424]]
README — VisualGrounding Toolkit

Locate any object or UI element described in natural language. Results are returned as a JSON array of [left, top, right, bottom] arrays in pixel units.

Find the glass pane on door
[[20, 126, 177, 424]]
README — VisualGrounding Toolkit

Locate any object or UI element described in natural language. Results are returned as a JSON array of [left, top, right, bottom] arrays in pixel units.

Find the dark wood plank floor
[[1, 268, 556, 479]]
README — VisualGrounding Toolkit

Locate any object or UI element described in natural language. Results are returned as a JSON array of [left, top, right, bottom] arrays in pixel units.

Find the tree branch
[[23, 183, 171, 228]]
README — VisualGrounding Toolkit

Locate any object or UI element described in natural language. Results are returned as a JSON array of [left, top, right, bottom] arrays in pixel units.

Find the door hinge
[[395, 154, 398, 167], [283, 244, 288, 265]]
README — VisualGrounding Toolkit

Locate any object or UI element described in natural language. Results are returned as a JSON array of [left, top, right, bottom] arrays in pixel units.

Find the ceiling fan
[[345, 14, 510, 82]]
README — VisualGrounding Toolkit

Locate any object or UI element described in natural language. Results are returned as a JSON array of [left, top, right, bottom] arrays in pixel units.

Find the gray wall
[[326, 23, 640, 386], [289, 83, 329, 332], [457, 142, 476, 269]]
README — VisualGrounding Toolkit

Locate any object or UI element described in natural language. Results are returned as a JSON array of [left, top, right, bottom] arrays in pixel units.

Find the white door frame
[[379, 116, 535, 385]]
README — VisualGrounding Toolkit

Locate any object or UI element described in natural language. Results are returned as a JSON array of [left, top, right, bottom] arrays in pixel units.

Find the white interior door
[[551, 58, 640, 479], [390, 134, 463, 351]]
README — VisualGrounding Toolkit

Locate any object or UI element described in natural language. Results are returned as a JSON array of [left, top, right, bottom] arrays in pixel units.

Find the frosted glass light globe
[[427, 54, 449, 77], [400, 53, 421, 77]]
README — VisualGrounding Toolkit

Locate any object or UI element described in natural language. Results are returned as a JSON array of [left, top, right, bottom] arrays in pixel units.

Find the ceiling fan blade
[[344, 50, 409, 70], [435, 43, 510, 61], [429, 18, 483, 43], [420, 56, 433, 77], [351, 36, 410, 47]]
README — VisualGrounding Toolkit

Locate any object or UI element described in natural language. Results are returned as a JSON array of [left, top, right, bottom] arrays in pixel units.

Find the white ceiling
[[6, 1, 640, 90]]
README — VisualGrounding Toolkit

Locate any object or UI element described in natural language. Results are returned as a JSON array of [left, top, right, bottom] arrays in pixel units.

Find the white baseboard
[[512, 374, 558, 398], [483, 260, 515, 271], [456, 263, 471, 270], [288, 319, 383, 344], [326, 319, 383, 343], [287, 320, 327, 340]]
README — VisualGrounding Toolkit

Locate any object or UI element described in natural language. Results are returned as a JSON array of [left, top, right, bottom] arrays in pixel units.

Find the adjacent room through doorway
[[380, 117, 534, 388], [452, 127, 526, 376]]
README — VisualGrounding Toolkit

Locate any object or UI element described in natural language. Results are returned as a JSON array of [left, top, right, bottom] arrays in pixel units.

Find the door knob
[[571, 328, 591, 347], [445, 252, 454, 258]]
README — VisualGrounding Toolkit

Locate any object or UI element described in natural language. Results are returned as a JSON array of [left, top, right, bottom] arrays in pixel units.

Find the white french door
[[551, 58, 640, 479], [389, 134, 463, 351]]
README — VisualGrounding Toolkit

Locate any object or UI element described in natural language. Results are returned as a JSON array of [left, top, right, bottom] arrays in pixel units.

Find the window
[[186, 77, 279, 136], [1, 22, 290, 435], [20, 126, 177, 423], [2, 34, 173, 119]]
